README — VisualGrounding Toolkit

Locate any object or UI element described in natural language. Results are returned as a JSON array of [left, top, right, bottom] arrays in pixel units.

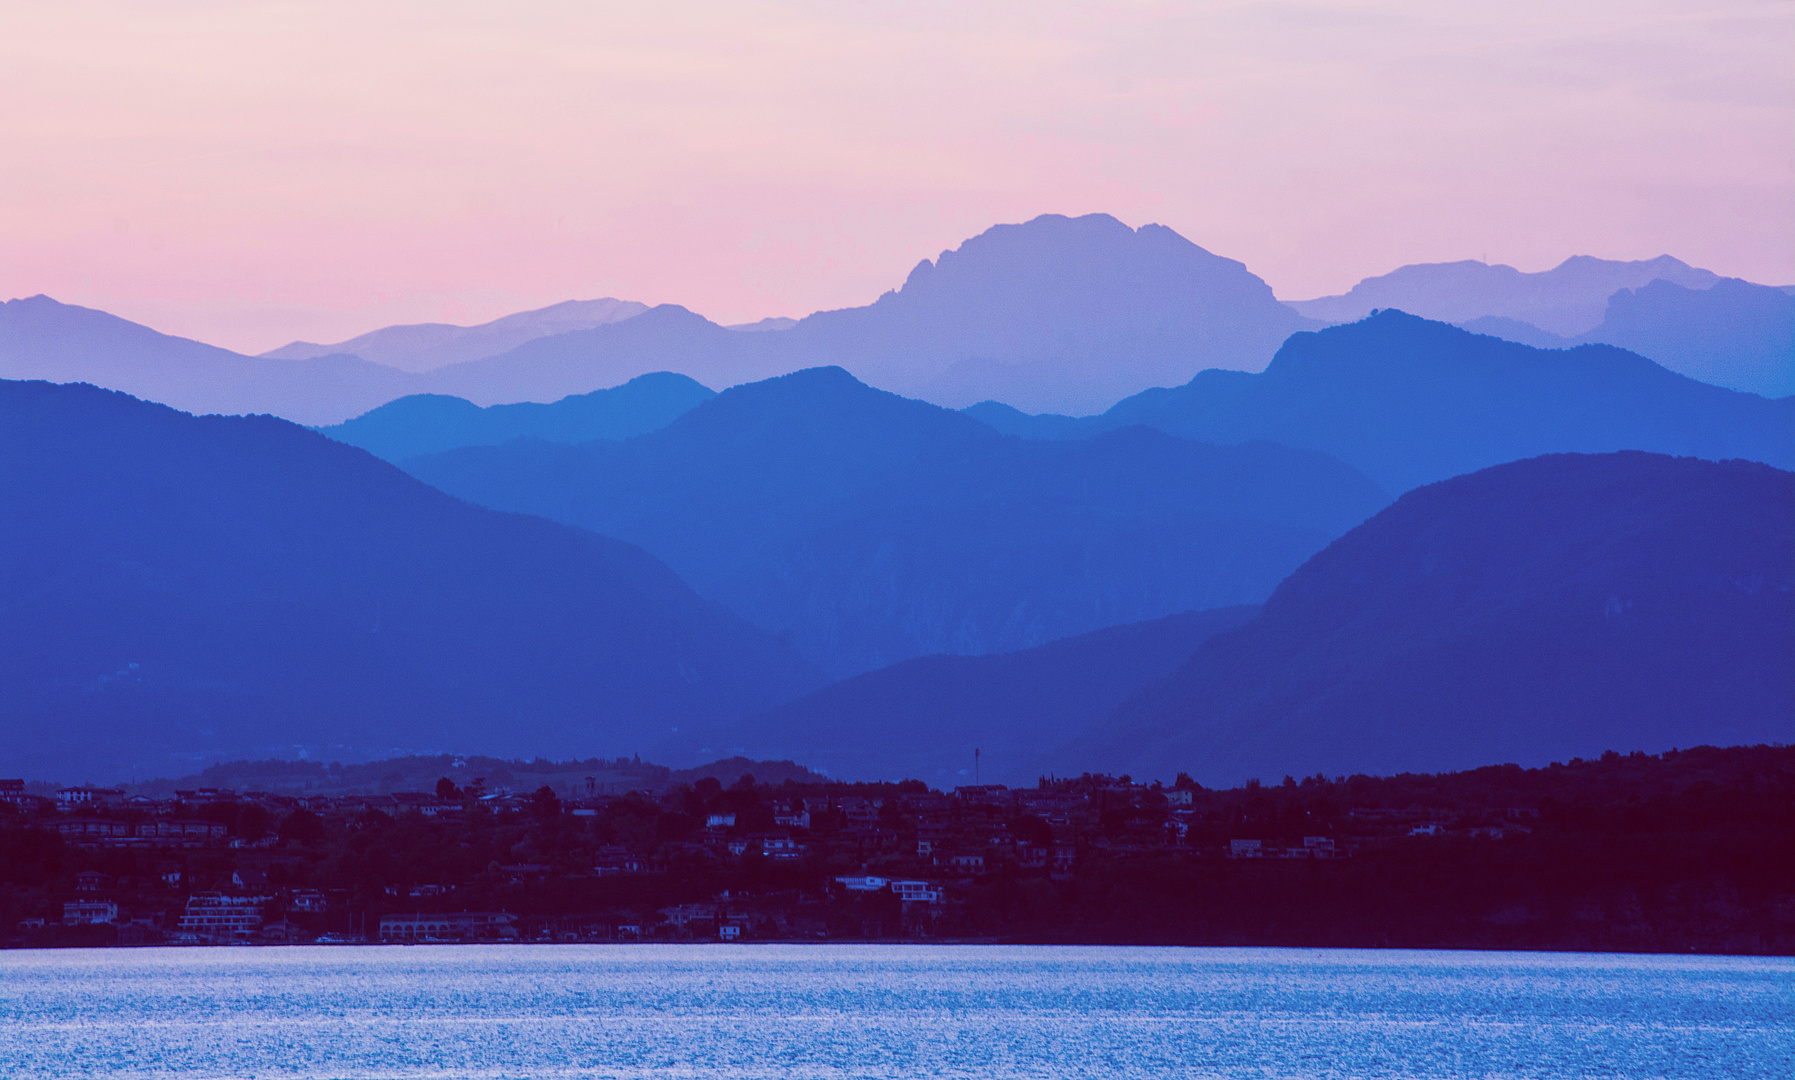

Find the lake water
[[0, 945, 1789, 1079]]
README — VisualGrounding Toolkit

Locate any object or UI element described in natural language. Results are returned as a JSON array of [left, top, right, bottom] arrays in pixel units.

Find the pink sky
[[3, 1, 1790, 354]]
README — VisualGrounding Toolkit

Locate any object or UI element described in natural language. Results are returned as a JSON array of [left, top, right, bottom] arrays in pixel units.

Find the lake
[[0, 945, 1788, 1078]]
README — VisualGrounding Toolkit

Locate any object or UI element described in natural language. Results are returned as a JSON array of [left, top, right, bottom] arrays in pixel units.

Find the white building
[[178, 893, 267, 939]]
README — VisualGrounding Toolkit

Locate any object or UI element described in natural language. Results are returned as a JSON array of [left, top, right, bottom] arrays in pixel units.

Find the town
[[2, 743, 1789, 954]]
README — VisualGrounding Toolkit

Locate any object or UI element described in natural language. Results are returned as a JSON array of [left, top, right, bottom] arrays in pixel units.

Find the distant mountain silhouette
[[1059, 453, 1794, 785], [404, 367, 1388, 677], [712, 606, 1259, 786], [261, 298, 650, 372], [0, 379, 821, 781], [781, 212, 1313, 412], [317, 372, 714, 462], [0, 296, 414, 426], [417, 304, 782, 405], [4, 214, 1310, 422], [1461, 279, 1794, 398], [965, 312, 1794, 492], [1581, 279, 1793, 398], [417, 214, 1314, 415], [1289, 255, 1721, 335]]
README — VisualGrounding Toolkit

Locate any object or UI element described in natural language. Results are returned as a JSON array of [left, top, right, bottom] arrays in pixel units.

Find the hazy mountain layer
[[713, 606, 1260, 786], [1459, 278, 1794, 398], [0, 379, 821, 780], [965, 312, 1794, 492], [404, 367, 1388, 677], [1289, 255, 1721, 335], [0, 296, 414, 426], [261, 298, 650, 371], [4, 214, 1313, 423], [317, 372, 715, 462], [1061, 453, 1795, 785]]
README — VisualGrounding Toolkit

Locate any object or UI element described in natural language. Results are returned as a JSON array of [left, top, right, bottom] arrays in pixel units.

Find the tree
[[530, 785, 561, 820], [278, 809, 325, 846], [435, 777, 462, 801]]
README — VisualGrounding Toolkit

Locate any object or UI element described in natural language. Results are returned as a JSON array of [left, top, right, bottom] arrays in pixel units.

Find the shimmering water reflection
[[1, 944, 1789, 1078]]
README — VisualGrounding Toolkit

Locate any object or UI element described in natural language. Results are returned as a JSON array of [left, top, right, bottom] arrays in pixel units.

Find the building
[[1228, 839, 1264, 858], [378, 912, 518, 943], [63, 900, 117, 925], [75, 870, 112, 892], [889, 880, 942, 904], [178, 893, 268, 939]]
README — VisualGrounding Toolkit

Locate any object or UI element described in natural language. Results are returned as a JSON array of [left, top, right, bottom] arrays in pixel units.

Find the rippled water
[[0, 944, 1789, 1078]]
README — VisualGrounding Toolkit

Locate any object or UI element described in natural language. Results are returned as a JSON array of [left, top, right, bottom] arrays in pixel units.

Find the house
[[232, 869, 271, 890], [946, 854, 985, 873], [834, 875, 889, 892], [178, 893, 268, 939], [1303, 837, 1338, 857], [1228, 839, 1264, 858], [773, 809, 811, 829], [718, 922, 743, 941], [378, 911, 518, 942], [1162, 788, 1194, 808], [75, 870, 112, 892], [56, 786, 124, 809], [62, 900, 117, 925], [706, 813, 736, 829], [889, 880, 941, 904], [290, 890, 328, 913]]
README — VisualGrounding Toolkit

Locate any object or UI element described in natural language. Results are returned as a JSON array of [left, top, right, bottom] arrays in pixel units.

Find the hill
[[262, 298, 650, 372], [316, 372, 714, 461], [1460, 278, 1794, 398], [404, 367, 1387, 676], [1289, 255, 1721, 335], [712, 606, 1259, 786], [0, 296, 414, 426], [1061, 453, 1795, 785], [0, 380, 822, 781], [967, 311, 1794, 492]]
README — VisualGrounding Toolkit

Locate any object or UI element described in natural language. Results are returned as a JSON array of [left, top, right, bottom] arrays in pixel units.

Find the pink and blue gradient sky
[[3, 0, 1790, 353]]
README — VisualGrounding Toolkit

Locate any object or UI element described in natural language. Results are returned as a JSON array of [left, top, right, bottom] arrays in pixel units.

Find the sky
[[2, 0, 1790, 354]]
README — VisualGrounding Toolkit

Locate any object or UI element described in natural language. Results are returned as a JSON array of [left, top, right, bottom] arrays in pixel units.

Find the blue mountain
[[403, 366, 1388, 677], [317, 372, 715, 461], [0, 379, 821, 781], [966, 311, 1794, 492], [714, 606, 1260, 786], [1062, 452, 1795, 785]]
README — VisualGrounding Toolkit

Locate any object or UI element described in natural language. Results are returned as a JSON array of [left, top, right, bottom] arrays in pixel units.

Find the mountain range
[[316, 372, 715, 462], [402, 366, 1389, 677], [1062, 452, 1794, 785], [261, 298, 650, 372], [967, 311, 1794, 493], [1288, 255, 1723, 335], [0, 378, 821, 780], [709, 606, 1261, 787], [1461, 278, 1794, 398], [6, 217, 1787, 427]]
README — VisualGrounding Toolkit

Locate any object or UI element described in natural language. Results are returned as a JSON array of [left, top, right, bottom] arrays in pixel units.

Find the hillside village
[[4, 744, 1789, 953]]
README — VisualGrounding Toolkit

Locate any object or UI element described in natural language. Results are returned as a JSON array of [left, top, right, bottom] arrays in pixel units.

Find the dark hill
[[316, 372, 714, 462], [1062, 453, 1795, 785], [715, 606, 1260, 786], [0, 380, 821, 781], [405, 367, 1387, 676], [972, 311, 1794, 491]]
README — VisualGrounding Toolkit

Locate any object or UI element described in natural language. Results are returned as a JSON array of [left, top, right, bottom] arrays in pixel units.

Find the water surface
[[1, 944, 1788, 1078]]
